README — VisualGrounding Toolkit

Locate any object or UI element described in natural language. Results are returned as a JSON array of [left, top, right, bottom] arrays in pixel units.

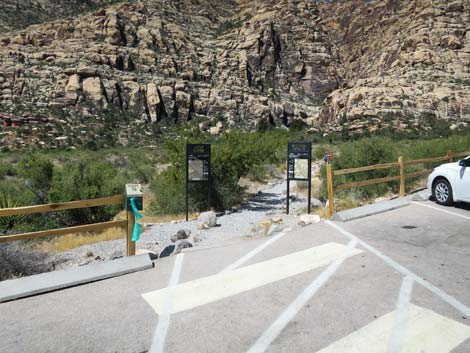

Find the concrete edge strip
[[149, 254, 185, 353], [387, 276, 414, 353], [411, 201, 470, 220], [332, 198, 409, 222], [221, 228, 291, 273], [0, 254, 153, 303], [325, 220, 470, 318], [244, 239, 358, 353]]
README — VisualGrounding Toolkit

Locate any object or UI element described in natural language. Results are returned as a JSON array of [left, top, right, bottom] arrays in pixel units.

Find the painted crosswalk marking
[[316, 304, 470, 353], [142, 242, 363, 315]]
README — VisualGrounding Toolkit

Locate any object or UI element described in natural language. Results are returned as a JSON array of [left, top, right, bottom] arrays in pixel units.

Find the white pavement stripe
[[411, 201, 470, 220], [387, 276, 414, 353], [143, 242, 363, 315], [148, 254, 185, 353], [245, 239, 358, 353], [221, 228, 291, 273], [325, 220, 470, 318], [316, 304, 470, 353]]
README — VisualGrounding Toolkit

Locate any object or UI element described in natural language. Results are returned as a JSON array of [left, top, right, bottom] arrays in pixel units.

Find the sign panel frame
[[286, 142, 312, 214], [186, 144, 212, 221]]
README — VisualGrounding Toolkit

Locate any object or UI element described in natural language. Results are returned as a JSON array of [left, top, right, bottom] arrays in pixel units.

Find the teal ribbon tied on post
[[130, 197, 143, 242]]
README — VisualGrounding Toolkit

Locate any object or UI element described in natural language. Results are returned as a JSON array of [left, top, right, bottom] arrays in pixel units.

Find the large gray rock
[[159, 245, 175, 258], [171, 229, 190, 243], [175, 240, 193, 254], [197, 211, 217, 228]]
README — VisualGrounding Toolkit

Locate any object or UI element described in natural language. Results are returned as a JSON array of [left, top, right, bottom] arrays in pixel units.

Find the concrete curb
[[331, 198, 409, 222], [0, 254, 153, 303]]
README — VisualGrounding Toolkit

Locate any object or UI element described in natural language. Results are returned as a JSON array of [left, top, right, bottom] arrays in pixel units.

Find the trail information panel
[[287, 142, 312, 214], [186, 144, 212, 220]]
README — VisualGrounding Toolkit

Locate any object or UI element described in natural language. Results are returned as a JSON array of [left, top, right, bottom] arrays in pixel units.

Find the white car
[[427, 156, 470, 205]]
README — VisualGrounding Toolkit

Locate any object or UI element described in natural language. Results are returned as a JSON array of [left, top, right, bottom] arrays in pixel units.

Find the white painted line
[[325, 220, 470, 318], [245, 240, 358, 353], [148, 254, 184, 353], [316, 304, 470, 353], [142, 242, 363, 315], [387, 276, 414, 353], [221, 228, 291, 273], [411, 201, 470, 220]]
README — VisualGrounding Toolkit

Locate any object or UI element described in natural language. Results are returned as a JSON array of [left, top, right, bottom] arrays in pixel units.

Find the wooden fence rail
[[0, 194, 136, 256], [326, 149, 470, 216]]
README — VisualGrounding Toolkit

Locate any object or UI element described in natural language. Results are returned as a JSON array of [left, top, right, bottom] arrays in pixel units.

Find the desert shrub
[[247, 164, 270, 182], [0, 191, 26, 234], [150, 167, 188, 215], [0, 162, 15, 179], [16, 154, 54, 204], [0, 243, 51, 281], [215, 15, 252, 36], [48, 160, 125, 225]]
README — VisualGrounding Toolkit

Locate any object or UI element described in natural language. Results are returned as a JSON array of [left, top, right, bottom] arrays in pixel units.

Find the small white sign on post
[[126, 184, 143, 197]]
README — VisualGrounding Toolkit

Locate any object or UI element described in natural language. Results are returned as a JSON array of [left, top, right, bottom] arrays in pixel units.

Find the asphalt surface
[[1, 199, 469, 353]]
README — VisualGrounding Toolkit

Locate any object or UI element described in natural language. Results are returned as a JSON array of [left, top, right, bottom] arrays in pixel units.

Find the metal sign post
[[286, 142, 312, 215], [186, 143, 212, 221]]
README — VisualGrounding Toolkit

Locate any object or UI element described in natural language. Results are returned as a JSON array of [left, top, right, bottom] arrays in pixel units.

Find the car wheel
[[433, 179, 453, 206]]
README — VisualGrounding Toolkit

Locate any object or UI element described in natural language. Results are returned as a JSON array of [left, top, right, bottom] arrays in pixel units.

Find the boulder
[[175, 240, 193, 254], [197, 211, 217, 228], [258, 219, 272, 236], [171, 229, 190, 242], [176, 229, 190, 239], [298, 214, 321, 226], [159, 245, 175, 258]]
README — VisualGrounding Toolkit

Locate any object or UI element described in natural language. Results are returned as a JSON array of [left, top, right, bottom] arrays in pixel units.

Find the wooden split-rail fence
[[0, 195, 136, 256], [326, 150, 470, 216]]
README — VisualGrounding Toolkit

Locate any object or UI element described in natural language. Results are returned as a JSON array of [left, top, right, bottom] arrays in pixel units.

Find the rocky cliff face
[[0, 0, 469, 148], [318, 0, 470, 133]]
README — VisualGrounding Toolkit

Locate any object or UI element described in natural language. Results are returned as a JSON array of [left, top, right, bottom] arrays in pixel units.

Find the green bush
[[48, 160, 125, 225], [0, 162, 15, 180], [16, 154, 54, 204]]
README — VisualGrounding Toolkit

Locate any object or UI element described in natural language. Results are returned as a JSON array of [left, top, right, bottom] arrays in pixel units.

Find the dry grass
[[314, 205, 331, 218], [32, 190, 200, 253], [36, 227, 126, 254], [141, 213, 199, 223]]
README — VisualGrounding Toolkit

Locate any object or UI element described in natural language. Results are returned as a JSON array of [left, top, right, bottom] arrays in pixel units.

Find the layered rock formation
[[318, 0, 470, 132], [0, 0, 469, 147]]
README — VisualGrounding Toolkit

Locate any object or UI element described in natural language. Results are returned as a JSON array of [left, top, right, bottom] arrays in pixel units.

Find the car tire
[[433, 179, 453, 206]]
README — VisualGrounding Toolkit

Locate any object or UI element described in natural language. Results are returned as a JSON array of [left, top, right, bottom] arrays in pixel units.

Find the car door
[[455, 158, 470, 201]]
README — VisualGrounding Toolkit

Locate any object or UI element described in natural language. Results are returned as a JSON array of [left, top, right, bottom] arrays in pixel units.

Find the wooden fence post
[[447, 149, 453, 163], [326, 163, 335, 217], [127, 210, 136, 256], [398, 156, 405, 197]]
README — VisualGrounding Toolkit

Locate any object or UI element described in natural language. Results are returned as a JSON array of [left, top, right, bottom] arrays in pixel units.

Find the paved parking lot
[[0, 200, 469, 353]]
